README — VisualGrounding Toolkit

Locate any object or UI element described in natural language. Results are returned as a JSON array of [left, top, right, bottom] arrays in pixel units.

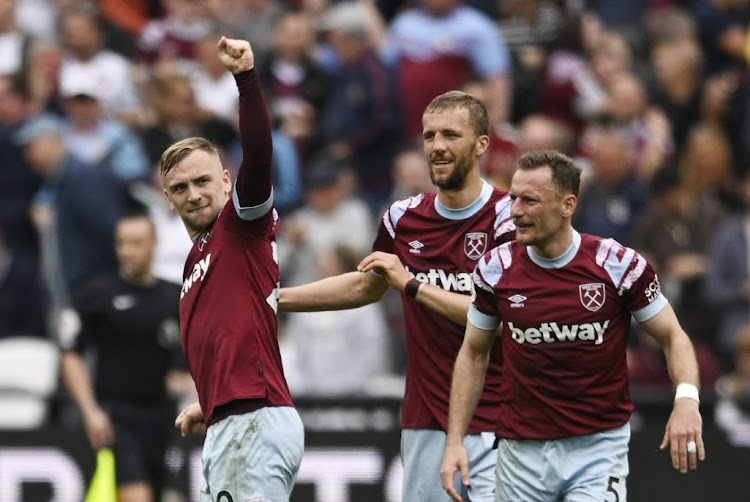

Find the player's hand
[[176, 402, 207, 436], [217, 36, 254, 74], [83, 407, 115, 451], [440, 442, 469, 502], [659, 397, 704, 473], [357, 252, 411, 292]]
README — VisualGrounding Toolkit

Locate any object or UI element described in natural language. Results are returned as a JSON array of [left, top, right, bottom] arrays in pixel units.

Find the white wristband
[[674, 383, 700, 403]]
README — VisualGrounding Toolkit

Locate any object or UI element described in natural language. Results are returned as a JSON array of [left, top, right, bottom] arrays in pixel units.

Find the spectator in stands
[[691, 0, 749, 76], [214, 0, 283, 71], [0, 225, 46, 338], [647, 34, 705, 155], [314, 1, 402, 214], [138, 72, 237, 168], [59, 72, 150, 184], [56, 0, 142, 59], [715, 323, 750, 435], [388, 146, 435, 202], [258, 10, 329, 158], [17, 114, 126, 300], [0, 0, 36, 78], [189, 34, 241, 122], [60, 211, 190, 502], [381, 0, 512, 141], [630, 166, 726, 350], [0, 74, 45, 314], [679, 124, 740, 211], [59, 5, 141, 121], [606, 72, 673, 183], [137, 0, 215, 67], [496, 0, 566, 122], [704, 170, 750, 366], [278, 155, 374, 287], [539, 12, 609, 140], [573, 127, 649, 245], [482, 112, 574, 191], [281, 244, 391, 396]]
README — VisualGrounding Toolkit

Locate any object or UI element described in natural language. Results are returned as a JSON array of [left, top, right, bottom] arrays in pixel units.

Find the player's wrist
[[404, 277, 422, 299], [674, 382, 700, 403]]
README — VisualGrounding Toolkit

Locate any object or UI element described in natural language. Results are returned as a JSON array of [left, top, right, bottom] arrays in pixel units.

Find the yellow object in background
[[84, 448, 117, 502], [746, 22, 750, 62]]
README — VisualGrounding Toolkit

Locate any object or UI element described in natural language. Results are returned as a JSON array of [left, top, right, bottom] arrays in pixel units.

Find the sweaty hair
[[424, 90, 489, 137], [160, 137, 219, 176], [517, 150, 582, 196]]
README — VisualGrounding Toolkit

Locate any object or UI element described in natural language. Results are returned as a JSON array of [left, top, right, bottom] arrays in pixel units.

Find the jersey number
[[217, 491, 233, 502], [605, 476, 621, 502]]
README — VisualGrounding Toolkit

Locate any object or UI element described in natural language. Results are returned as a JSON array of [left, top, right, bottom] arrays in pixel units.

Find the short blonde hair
[[160, 137, 219, 176]]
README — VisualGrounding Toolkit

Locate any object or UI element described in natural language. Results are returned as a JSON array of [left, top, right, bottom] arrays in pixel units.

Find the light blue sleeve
[[468, 305, 501, 331], [632, 294, 669, 323]]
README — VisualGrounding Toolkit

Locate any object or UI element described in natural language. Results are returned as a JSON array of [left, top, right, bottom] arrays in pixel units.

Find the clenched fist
[[217, 36, 254, 74]]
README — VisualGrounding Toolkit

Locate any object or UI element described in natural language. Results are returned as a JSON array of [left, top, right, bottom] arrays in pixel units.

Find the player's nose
[[186, 185, 202, 202]]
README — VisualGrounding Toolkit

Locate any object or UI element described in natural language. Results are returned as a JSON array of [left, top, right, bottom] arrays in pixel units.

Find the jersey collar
[[434, 180, 493, 220], [527, 230, 581, 269]]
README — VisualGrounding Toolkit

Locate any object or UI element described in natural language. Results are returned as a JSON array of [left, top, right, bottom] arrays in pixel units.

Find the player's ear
[[562, 193, 577, 218], [163, 189, 176, 211], [475, 134, 490, 157]]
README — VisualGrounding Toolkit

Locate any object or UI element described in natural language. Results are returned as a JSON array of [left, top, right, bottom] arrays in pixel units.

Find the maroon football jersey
[[470, 232, 668, 439], [372, 181, 515, 433], [179, 70, 292, 426]]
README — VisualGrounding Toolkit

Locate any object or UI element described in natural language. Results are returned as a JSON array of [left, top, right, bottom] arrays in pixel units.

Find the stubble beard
[[431, 156, 472, 191]]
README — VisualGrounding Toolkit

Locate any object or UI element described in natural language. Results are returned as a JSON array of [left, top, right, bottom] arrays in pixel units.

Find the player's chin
[[514, 228, 533, 243]]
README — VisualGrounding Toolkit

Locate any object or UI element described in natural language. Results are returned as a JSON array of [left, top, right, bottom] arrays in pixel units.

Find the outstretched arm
[[279, 271, 389, 312], [441, 322, 496, 502], [358, 251, 472, 325], [217, 36, 273, 211], [642, 304, 704, 473]]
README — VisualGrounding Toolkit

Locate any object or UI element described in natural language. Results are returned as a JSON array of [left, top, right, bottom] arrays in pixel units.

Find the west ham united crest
[[464, 232, 488, 260], [579, 283, 605, 311]]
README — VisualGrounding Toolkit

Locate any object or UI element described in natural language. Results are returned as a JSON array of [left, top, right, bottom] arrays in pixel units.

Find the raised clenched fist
[[217, 36, 255, 74]]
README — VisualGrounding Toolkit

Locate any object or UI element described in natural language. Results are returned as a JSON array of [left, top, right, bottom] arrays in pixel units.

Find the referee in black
[[61, 210, 192, 502]]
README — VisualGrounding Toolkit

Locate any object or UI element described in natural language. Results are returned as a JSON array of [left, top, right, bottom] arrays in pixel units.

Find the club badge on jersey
[[579, 283, 606, 312], [464, 232, 488, 260]]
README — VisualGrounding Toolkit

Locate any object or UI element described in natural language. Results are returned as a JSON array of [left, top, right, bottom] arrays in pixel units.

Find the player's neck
[[533, 226, 575, 260], [437, 175, 483, 209]]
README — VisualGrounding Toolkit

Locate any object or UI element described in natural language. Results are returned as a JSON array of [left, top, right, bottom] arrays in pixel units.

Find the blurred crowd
[[0, 0, 749, 434]]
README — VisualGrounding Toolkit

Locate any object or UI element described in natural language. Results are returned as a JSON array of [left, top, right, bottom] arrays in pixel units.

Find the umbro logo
[[509, 294, 527, 308], [408, 240, 424, 254]]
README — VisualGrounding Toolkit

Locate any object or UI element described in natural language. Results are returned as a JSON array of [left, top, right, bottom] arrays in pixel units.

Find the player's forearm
[[234, 69, 273, 206], [642, 305, 701, 388], [279, 271, 387, 312], [663, 331, 701, 389], [446, 344, 489, 444], [413, 284, 471, 326], [61, 353, 101, 416]]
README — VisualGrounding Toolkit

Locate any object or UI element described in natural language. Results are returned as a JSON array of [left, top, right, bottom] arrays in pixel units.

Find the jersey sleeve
[[372, 195, 422, 253], [595, 238, 668, 322], [232, 69, 274, 221], [468, 248, 504, 331], [493, 194, 515, 245]]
